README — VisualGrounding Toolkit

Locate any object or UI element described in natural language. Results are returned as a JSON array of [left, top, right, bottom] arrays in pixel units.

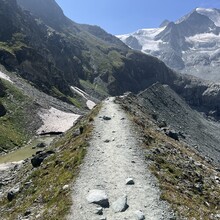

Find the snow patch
[[86, 100, 96, 110], [196, 8, 220, 27], [186, 32, 220, 43], [71, 86, 96, 110], [37, 107, 80, 134], [117, 27, 165, 52], [0, 71, 13, 83]]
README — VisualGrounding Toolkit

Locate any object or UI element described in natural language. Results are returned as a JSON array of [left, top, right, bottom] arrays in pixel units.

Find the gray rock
[[94, 207, 103, 215], [7, 186, 20, 202], [134, 210, 145, 220], [103, 116, 111, 121], [86, 190, 109, 208], [165, 130, 179, 141], [126, 178, 135, 185], [112, 195, 128, 213], [31, 150, 55, 167]]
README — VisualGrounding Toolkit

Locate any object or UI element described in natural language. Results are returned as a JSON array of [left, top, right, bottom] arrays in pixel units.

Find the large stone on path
[[86, 189, 109, 208], [112, 195, 128, 213]]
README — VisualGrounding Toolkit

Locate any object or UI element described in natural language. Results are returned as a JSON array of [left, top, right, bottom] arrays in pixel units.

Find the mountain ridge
[[117, 7, 220, 81]]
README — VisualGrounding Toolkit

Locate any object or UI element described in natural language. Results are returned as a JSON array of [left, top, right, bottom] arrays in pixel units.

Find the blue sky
[[56, 0, 220, 35]]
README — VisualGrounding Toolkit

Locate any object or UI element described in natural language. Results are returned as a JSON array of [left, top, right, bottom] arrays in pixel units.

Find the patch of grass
[[108, 50, 124, 69], [0, 104, 102, 219], [80, 79, 109, 97], [67, 96, 82, 108], [0, 80, 34, 152]]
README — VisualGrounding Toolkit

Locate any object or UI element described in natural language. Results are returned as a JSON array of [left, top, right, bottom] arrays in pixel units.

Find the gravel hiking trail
[[68, 97, 174, 220]]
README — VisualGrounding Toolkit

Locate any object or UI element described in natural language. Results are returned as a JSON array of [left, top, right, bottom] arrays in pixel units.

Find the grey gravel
[[67, 97, 173, 220]]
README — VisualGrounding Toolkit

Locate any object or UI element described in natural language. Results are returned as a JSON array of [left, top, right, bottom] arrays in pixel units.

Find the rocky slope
[[117, 8, 220, 81], [138, 83, 220, 166]]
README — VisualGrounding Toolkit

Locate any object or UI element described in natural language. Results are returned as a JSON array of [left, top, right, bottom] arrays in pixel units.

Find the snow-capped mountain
[[117, 8, 220, 81]]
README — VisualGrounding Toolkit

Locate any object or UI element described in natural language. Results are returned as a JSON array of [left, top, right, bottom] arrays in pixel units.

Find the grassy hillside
[[0, 78, 40, 152]]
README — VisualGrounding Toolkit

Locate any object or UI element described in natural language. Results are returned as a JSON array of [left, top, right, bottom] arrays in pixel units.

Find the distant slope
[[117, 8, 220, 81], [138, 83, 220, 165]]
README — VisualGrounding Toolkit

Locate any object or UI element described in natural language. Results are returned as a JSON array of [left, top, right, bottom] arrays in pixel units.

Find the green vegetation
[[0, 104, 102, 219], [0, 79, 34, 152], [108, 50, 124, 69], [80, 79, 109, 97], [0, 33, 27, 55]]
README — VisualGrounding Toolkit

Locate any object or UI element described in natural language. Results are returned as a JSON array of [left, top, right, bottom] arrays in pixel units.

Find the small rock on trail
[[112, 195, 128, 213], [126, 178, 135, 185], [134, 210, 145, 220], [86, 190, 109, 208]]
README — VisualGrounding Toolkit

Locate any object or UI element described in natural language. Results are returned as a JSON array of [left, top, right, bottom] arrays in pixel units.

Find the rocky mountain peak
[[16, 0, 69, 30], [159, 19, 170, 28], [118, 7, 220, 81]]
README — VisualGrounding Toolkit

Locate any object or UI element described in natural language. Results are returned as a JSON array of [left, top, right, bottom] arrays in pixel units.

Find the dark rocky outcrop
[[0, 80, 6, 97], [31, 150, 55, 167], [0, 103, 6, 117]]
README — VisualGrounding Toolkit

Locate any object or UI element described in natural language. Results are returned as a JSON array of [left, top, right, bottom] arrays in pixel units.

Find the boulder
[[134, 210, 145, 220], [165, 130, 179, 141], [31, 150, 55, 167], [112, 195, 128, 213], [0, 103, 6, 117], [7, 186, 20, 202], [86, 189, 109, 208], [7, 191, 15, 202]]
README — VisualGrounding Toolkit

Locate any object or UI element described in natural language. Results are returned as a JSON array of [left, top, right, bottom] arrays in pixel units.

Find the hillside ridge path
[[68, 97, 174, 220]]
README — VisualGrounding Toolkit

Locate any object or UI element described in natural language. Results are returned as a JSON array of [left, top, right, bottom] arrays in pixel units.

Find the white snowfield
[[71, 86, 96, 110], [196, 8, 220, 27], [0, 71, 13, 83], [117, 8, 220, 55], [37, 107, 80, 134], [117, 27, 166, 52]]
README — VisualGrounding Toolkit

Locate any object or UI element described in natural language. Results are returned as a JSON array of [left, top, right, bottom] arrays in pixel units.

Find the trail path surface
[[68, 98, 173, 220]]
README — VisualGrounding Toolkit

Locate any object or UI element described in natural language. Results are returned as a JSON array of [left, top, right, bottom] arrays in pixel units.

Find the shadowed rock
[[86, 189, 109, 208], [112, 195, 128, 213]]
